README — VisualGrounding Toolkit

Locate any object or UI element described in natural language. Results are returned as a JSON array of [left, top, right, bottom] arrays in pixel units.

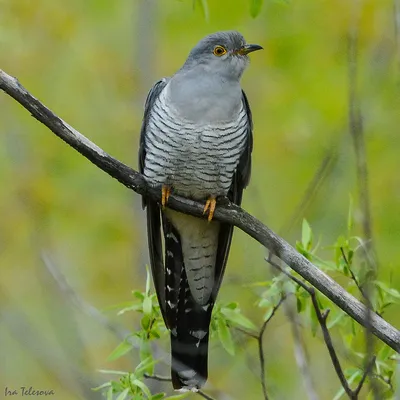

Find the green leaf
[[98, 369, 127, 375], [194, 0, 209, 21], [141, 314, 151, 330], [347, 195, 354, 234], [224, 302, 238, 310], [117, 304, 141, 316], [145, 265, 151, 295], [296, 296, 304, 313], [221, 308, 257, 331], [132, 379, 152, 398], [108, 340, 133, 361], [374, 281, 400, 300], [116, 388, 130, 400], [378, 344, 392, 360], [263, 307, 273, 321], [327, 310, 346, 329], [151, 393, 166, 400], [139, 340, 153, 371], [107, 387, 113, 400], [217, 318, 235, 355], [250, 0, 263, 18], [301, 219, 313, 251], [92, 382, 111, 391], [133, 290, 145, 300], [143, 295, 152, 316]]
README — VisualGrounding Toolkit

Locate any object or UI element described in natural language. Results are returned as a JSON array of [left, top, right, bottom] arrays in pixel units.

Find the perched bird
[[139, 31, 262, 390]]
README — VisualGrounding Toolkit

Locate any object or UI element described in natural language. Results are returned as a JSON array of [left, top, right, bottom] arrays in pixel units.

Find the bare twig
[[340, 247, 369, 303], [258, 295, 286, 400], [144, 373, 172, 382], [348, 6, 380, 395], [347, 7, 373, 249], [353, 356, 376, 397], [0, 69, 399, 352], [267, 258, 376, 399]]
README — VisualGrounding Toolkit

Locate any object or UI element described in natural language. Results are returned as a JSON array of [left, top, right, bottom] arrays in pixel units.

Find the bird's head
[[183, 31, 263, 80]]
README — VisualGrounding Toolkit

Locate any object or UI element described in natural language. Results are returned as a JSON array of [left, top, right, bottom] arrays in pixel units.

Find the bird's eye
[[213, 45, 227, 57]]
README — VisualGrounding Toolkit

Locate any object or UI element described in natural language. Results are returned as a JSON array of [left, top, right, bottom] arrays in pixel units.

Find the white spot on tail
[[166, 232, 179, 243], [190, 330, 207, 340], [167, 300, 176, 309]]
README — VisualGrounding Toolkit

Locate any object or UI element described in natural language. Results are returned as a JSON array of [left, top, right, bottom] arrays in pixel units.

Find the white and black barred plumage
[[139, 30, 256, 390]]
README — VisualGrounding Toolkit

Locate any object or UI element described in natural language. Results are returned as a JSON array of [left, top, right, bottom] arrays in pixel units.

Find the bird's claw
[[162, 185, 172, 208], [203, 196, 216, 222]]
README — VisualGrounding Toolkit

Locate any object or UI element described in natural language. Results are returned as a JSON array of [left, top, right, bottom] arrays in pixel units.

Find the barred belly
[[143, 87, 248, 200]]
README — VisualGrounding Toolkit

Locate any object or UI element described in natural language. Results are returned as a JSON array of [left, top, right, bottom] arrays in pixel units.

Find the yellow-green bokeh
[[1, 1, 399, 399]]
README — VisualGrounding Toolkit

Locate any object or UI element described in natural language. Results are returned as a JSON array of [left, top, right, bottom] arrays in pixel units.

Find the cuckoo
[[139, 31, 262, 390]]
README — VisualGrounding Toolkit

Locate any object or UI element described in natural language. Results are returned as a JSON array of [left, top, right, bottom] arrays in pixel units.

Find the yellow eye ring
[[213, 45, 227, 57]]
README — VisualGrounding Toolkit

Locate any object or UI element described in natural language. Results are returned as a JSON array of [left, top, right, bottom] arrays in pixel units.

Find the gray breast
[[143, 84, 248, 199]]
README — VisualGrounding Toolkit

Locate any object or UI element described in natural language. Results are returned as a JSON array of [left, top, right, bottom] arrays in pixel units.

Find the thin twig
[[371, 373, 394, 391], [258, 295, 286, 400], [235, 326, 259, 339], [340, 247, 369, 303], [348, 8, 380, 395], [144, 373, 172, 382], [0, 69, 399, 352], [353, 356, 376, 396]]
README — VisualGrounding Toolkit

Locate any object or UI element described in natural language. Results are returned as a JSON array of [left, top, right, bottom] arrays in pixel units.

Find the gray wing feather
[[139, 78, 169, 318]]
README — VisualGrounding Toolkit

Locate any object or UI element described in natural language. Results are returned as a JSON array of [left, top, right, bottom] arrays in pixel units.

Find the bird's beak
[[238, 44, 263, 55]]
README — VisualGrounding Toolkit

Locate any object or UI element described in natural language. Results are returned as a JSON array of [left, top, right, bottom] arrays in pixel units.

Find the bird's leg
[[203, 196, 216, 222], [161, 185, 172, 208]]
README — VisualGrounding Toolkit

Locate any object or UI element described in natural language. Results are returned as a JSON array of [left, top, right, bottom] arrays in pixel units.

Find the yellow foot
[[203, 196, 216, 222], [161, 185, 171, 208]]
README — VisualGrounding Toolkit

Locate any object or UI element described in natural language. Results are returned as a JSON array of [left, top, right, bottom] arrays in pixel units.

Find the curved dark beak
[[239, 44, 263, 55]]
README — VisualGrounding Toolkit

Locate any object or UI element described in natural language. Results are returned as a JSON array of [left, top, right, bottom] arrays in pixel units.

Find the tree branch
[[1, 69, 399, 353]]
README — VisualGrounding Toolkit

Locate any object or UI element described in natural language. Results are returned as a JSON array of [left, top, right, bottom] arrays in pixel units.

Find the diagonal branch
[[0, 69, 399, 353]]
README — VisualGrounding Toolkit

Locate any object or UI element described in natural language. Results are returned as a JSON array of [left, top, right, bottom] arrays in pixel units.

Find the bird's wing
[[139, 78, 170, 318], [213, 89, 253, 298]]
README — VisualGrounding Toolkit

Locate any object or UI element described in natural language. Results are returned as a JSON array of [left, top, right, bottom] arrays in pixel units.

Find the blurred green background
[[1, 0, 399, 399]]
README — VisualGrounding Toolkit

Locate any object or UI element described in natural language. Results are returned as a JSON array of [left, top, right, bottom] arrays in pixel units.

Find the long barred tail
[[163, 215, 213, 390], [170, 267, 211, 390]]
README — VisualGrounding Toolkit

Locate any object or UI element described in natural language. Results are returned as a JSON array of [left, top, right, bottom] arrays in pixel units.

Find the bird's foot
[[161, 185, 172, 209], [203, 196, 216, 222]]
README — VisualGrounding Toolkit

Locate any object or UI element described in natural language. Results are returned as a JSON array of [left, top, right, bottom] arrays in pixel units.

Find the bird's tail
[[162, 213, 213, 390], [170, 325, 209, 390], [170, 265, 212, 390]]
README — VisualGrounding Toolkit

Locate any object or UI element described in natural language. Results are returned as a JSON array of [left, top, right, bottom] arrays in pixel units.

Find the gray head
[[182, 31, 262, 80]]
